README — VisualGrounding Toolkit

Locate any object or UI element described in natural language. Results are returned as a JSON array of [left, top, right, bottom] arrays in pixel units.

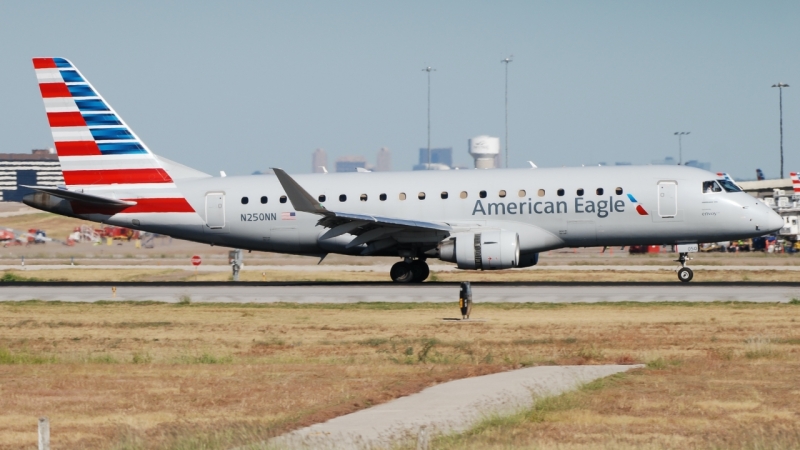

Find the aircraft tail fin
[[791, 172, 799, 194], [31, 57, 202, 215], [32, 57, 202, 188]]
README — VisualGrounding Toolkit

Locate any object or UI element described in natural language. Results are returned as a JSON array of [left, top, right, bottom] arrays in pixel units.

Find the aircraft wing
[[21, 186, 137, 206], [272, 168, 451, 253]]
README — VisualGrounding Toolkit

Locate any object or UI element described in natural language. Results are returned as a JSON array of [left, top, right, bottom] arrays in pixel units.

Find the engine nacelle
[[439, 230, 520, 270]]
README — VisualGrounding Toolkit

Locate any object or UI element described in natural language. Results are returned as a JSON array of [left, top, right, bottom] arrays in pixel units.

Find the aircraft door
[[205, 193, 226, 229], [658, 182, 677, 218]]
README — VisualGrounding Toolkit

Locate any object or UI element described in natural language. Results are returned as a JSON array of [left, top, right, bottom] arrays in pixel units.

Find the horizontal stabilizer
[[21, 186, 136, 206]]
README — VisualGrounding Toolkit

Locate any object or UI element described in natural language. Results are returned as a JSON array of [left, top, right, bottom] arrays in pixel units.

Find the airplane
[[22, 58, 785, 283]]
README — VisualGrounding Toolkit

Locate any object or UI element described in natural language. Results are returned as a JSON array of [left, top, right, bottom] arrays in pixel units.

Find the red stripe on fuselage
[[47, 112, 86, 127], [54, 141, 102, 156], [71, 197, 194, 215], [39, 82, 71, 98], [33, 58, 56, 69], [63, 168, 173, 185], [119, 198, 195, 213]]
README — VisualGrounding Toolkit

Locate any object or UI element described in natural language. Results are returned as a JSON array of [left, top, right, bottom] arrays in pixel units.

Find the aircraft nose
[[767, 210, 784, 233]]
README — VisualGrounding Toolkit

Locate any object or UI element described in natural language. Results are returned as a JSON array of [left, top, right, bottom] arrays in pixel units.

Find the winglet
[[271, 168, 329, 215]]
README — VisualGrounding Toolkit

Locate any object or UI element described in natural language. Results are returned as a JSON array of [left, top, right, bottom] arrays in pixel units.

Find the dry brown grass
[[3, 267, 800, 282], [1, 301, 800, 449], [0, 212, 92, 239]]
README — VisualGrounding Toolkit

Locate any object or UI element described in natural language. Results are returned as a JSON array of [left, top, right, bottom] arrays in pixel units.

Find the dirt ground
[[1, 301, 799, 449]]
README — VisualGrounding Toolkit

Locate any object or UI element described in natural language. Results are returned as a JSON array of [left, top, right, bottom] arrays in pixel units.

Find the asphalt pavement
[[1, 283, 797, 303]]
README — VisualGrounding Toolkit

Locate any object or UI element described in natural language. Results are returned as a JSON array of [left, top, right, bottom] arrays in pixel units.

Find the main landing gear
[[676, 252, 693, 282], [390, 258, 429, 283]]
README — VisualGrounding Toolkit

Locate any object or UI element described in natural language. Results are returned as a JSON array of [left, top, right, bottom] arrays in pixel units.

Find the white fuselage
[[55, 165, 781, 258]]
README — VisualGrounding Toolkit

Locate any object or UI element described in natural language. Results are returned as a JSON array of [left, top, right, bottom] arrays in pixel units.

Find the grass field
[[1, 301, 799, 449]]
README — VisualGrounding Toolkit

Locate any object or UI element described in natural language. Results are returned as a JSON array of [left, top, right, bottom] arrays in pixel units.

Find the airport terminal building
[[0, 149, 64, 202]]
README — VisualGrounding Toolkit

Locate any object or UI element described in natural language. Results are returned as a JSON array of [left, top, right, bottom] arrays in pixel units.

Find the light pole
[[501, 56, 513, 168], [674, 132, 690, 165], [422, 66, 436, 168], [772, 82, 789, 179]]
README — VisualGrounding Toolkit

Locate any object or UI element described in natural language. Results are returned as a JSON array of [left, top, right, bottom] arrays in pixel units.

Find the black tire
[[409, 260, 430, 283], [390, 261, 414, 283], [678, 267, 693, 282]]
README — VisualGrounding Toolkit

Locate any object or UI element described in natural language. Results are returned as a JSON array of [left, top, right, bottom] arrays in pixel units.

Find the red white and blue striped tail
[[791, 172, 800, 194], [32, 57, 195, 214]]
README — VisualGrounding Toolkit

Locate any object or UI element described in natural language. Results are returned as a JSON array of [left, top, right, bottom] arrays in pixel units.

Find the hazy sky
[[1, 1, 798, 179]]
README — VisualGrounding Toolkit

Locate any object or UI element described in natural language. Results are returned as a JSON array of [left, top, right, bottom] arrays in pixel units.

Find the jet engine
[[439, 230, 519, 270]]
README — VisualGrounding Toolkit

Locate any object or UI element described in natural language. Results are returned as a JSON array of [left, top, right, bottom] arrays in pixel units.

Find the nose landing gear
[[676, 252, 693, 282], [390, 258, 430, 283]]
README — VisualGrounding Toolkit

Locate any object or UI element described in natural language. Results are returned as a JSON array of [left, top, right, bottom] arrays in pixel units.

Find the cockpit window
[[717, 179, 742, 193], [703, 181, 723, 193]]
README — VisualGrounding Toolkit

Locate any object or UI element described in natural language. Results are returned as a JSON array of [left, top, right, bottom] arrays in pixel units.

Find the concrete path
[[268, 364, 642, 450], [1, 284, 797, 303]]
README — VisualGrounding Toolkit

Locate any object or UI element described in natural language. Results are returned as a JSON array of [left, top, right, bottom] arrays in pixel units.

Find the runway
[[1, 282, 797, 303]]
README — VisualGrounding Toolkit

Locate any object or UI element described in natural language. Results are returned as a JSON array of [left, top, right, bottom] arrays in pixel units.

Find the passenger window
[[360, 194, 367, 201], [280, 195, 287, 204], [615, 187, 623, 195], [577, 189, 584, 196], [339, 194, 347, 202], [260, 196, 268, 204], [380, 193, 387, 201], [418, 192, 426, 200], [518, 190, 526, 197], [499, 190, 507, 198], [703, 181, 722, 193], [318, 195, 326, 202], [537, 189, 545, 197], [479, 190, 487, 198], [399, 193, 406, 200], [441, 191, 448, 199], [460, 191, 468, 199], [241, 197, 249, 205], [596, 188, 604, 195], [557, 189, 564, 197]]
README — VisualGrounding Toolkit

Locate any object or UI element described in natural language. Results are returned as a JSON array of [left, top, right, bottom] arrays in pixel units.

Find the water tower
[[468, 136, 500, 169]]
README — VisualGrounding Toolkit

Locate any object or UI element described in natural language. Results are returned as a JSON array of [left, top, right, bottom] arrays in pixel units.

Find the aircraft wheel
[[677, 267, 693, 283], [409, 260, 430, 283], [390, 261, 414, 283]]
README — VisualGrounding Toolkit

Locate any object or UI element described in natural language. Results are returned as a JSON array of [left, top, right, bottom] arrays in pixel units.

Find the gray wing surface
[[272, 168, 451, 254]]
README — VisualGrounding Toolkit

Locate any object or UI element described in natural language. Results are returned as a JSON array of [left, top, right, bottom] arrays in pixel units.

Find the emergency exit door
[[205, 193, 226, 228], [658, 181, 677, 218]]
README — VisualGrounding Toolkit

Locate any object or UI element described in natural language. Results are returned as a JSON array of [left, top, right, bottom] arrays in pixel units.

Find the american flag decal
[[281, 212, 296, 220]]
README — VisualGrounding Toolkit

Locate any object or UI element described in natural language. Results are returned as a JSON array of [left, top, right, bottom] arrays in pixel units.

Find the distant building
[[418, 148, 453, 168], [335, 155, 367, 173], [651, 155, 711, 171], [312, 148, 328, 173], [651, 156, 678, 165], [0, 149, 63, 202], [684, 160, 711, 171], [614, 162, 632, 166], [413, 163, 451, 171], [468, 136, 500, 169], [376, 147, 391, 172]]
